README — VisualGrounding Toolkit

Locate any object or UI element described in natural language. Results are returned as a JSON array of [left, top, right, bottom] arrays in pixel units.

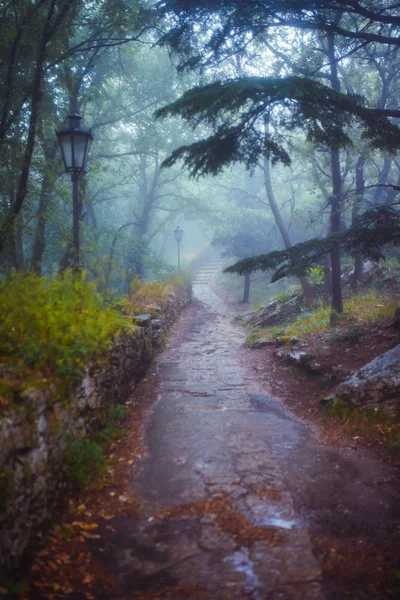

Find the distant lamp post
[[56, 114, 93, 270], [174, 225, 184, 271]]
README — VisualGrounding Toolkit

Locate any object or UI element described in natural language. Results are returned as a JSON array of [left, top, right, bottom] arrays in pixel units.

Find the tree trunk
[[263, 151, 315, 304], [242, 273, 250, 303], [0, 0, 70, 255], [351, 155, 366, 288], [330, 150, 344, 314], [58, 175, 86, 272], [327, 29, 344, 314], [322, 253, 332, 298], [32, 168, 53, 274]]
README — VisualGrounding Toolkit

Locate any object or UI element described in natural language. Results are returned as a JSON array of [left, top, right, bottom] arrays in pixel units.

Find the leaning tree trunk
[[263, 152, 315, 305]]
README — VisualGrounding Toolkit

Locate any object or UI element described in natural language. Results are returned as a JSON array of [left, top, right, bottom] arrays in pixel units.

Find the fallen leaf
[[72, 521, 98, 531]]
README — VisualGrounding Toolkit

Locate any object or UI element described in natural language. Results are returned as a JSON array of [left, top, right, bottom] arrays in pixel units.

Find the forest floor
[[21, 284, 400, 600]]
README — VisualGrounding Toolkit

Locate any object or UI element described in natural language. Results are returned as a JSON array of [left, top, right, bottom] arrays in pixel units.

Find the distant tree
[[212, 201, 273, 302]]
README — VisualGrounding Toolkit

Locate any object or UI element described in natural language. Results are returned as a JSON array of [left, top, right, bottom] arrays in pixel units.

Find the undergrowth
[[0, 271, 188, 405], [324, 400, 400, 451], [64, 404, 128, 486], [64, 437, 106, 487], [0, 272, 130, 400], [254, 289, 398, 342]]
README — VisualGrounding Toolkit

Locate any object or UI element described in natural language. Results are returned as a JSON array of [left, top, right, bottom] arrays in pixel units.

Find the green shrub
[[330, 325, 363, 345], [64, 437, 106, 486], [97, 404, 128, 444], [273, 290, 292, 305], [307, 265, 324, 285], [0, 272, 131, 391], [245, 329, 263, 347]]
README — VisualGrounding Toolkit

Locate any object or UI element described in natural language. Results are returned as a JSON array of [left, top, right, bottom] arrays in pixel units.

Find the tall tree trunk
[[327, 29, 344, 314], [58, 175, 86, 272], [242, 273, 250, 303], [263, 151, 315, 304], [330, 150, 344, 313], [311, 156, 332, 298], [32, 173, 53, 274], [352, 155, 366, 288]]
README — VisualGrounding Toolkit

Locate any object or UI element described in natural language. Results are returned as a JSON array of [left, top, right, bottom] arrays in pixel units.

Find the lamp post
[[174, 225, 183, 271], [56, 114, 93, 270]]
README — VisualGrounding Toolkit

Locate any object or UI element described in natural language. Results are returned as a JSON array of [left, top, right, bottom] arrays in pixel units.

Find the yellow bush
[[0, 272, 131, 397]]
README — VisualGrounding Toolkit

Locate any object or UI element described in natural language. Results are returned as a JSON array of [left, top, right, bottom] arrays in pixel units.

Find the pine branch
[[224, 205, 400, 280]]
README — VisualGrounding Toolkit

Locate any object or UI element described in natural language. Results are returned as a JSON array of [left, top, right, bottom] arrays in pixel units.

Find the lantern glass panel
[[60, 133, 74, 170], [73, 133, 89, 170], [82, 136, 92, 170]]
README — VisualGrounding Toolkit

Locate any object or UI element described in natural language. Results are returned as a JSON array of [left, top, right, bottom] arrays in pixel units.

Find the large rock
[[247, 290, 305, 329], [331, 344, 400, 413]]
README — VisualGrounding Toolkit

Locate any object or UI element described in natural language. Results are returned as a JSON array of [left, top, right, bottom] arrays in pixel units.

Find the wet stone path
[[90, 285, 399, 599]]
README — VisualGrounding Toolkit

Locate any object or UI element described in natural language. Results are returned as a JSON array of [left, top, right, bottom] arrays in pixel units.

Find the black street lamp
[[174, 225, 183, 271], [56, 114, 93, 270]]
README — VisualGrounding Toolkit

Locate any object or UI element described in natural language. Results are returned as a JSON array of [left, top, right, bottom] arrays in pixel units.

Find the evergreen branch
[[156, 76, 400, 176], [224, 205, 400, 279]]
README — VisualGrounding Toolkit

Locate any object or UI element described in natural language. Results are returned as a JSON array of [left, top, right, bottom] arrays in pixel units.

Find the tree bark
[[263, 151, 315, 304], [327, 29, 344, 314], [329, 150, 344, 313], [242, 273, 251, 303], [351, 155, 366, 288], [0, 0, 72, 255]]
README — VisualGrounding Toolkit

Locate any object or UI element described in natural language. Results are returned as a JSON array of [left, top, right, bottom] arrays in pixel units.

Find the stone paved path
[[93, 285, 399, 599]]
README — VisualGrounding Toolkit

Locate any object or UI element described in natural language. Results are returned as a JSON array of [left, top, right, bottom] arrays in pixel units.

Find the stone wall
[[0, 286, 191, 571]]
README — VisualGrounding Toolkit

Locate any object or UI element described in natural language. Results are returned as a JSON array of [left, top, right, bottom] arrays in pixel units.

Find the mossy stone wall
[[0, 286, 191, 570]]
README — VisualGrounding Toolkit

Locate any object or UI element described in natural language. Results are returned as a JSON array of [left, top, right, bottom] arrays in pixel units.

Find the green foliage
[[0, 568, 27, 597], [0, 272, 130, 390], [274, 290, 292, 305], [391, 438, 400, 451], [225, 205, 400, 280], [64, 437, 106, 487], [156, 77, 400, 177], [324, 399, 400, 450], [97, 404, 128, 444], [308, 266, 324, 285], [330, 325, 363, 346], [259, 290, 398, 340], [245, 329, 262, 347]]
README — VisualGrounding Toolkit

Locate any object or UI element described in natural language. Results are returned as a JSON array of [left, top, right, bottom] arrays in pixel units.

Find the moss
[[245, 329, 263, 347]]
